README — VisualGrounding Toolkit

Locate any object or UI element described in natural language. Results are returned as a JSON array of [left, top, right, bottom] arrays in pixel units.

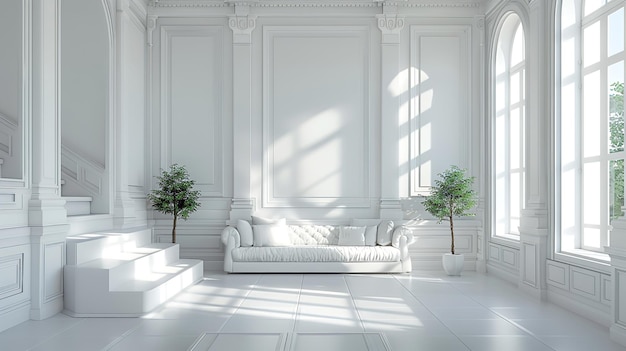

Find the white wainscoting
[[546, 259, 612, 326], [486, 242, 520, 283], [154, 220, 226, 271], [407, 220, 478, 271], [0, 228, 31, 332], [262, 25, 374, 209]]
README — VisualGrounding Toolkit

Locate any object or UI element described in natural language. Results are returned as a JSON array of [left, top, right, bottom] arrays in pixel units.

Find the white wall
[[60, 0, 110, 214], [61, 0, 108, 168], [0, 0, 150, 332], [149, 1, 485, 270], [0, 0, 23, 180]]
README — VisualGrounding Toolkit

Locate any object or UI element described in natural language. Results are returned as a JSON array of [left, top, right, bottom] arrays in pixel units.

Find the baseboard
[[547, 288, 611, 327], [30, 295, 64, 321], [486, 261, 519, 285], [0, 301, 30, 333], [203, 261, 223, 272], [610, 324, 626, 347]]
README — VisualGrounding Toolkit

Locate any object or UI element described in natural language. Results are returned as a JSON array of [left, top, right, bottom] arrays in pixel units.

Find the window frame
[[490, 10, 528, 245], [556, 0, 625, 263]]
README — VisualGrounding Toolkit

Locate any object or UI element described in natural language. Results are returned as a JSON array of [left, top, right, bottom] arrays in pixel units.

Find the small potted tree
[[422, 166, 476, 275], [148, 164, 201, 243]]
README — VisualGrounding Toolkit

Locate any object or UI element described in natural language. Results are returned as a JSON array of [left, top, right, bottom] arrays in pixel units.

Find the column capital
[[229, 15, 257, 44], [376, 14, 404, 44]]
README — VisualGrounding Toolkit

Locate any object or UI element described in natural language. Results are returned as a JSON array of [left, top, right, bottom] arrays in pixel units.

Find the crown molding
[[149, 0, 483, 9]]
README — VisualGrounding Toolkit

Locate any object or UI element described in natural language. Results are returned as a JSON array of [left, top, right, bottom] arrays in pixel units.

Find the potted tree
[[148, 164, 201, 243], [422, 166, 476, 275]]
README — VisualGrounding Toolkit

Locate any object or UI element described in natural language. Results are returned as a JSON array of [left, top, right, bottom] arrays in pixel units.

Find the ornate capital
[[229, 15, 257, 44], [377, 14, 404, 44]]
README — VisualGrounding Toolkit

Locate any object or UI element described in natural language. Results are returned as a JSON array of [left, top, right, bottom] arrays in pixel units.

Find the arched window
[[558, 0, 625, 256], [494, 13, 526, 241]]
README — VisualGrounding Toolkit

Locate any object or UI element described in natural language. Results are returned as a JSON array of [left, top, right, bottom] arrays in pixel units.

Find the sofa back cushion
[[252, 224, 291, 247], [338, 226, 367, 246]]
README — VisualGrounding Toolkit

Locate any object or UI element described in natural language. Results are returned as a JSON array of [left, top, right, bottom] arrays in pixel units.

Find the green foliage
[[148, 164, 201, 243], [610, 82, 625, 219], [422, 166, 476, 254]]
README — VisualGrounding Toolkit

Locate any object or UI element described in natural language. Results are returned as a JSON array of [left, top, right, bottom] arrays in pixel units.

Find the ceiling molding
[[150, 0, 482, 9]]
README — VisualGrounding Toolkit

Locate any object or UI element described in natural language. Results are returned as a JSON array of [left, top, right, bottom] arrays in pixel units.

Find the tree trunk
[[172, 215, 177, 243], [449, 214, 455, 255]]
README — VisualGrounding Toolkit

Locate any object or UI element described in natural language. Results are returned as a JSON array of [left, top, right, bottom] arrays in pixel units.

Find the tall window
[[559, 0, 625, 255], [494, 14, 526, 240]]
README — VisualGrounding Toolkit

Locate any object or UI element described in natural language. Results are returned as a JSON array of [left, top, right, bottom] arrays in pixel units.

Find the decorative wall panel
[[0, 254, 23, 300], [262, 26, 372, 208], [546, 260, 569, 290], [161, 26, 225, 196], [618, 270, 626, 326], [409, 25, 471, 196], [488, 242, 519, 273], [571, 266, 601, 302], [43, 242, 64, 302]]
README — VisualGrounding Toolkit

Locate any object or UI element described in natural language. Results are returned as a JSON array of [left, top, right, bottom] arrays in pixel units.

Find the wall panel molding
[[262, 25, 373, 208], [0, 254, 24, 300], [160, 25, 226, 197], [43, 242, 64, 302], [409, 25, 472, 196]]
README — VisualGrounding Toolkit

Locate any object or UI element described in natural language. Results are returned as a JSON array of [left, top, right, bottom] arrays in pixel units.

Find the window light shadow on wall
[[272, 108, 349, 198], [393, 67, 435, 199]]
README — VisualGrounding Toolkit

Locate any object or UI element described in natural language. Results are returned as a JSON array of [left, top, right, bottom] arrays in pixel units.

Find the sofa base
[[228, 261, 408, 273]]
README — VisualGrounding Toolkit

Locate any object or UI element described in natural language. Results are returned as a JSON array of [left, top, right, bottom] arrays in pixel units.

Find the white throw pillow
[[252, 224, 291, 247], [364, 225, 377, 246], [237, 219, 253, 247], [252, 216, 286, 226], [338, 226, 366, 246], [377, 220, 394, 246]]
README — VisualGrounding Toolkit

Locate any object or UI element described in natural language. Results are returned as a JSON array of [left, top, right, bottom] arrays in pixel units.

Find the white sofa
[[220, 218, 414, 273]]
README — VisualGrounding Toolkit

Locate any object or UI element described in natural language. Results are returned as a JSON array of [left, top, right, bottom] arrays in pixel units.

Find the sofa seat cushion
[[231, 245, 400, 263]]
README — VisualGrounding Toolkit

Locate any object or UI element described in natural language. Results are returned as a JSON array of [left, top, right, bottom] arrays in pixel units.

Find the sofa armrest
[[221, 226, 241, 248], [391, 225, 414, 249]]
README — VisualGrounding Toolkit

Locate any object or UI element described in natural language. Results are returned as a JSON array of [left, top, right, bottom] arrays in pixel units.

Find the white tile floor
[[1, 271, 625, 351]]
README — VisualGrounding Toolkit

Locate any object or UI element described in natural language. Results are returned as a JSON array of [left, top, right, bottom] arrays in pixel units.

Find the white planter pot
[[442, 253, 464, 276]]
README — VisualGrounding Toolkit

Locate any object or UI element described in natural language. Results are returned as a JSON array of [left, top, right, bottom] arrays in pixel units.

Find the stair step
[[66, 228, 152, 265], [65, 259, 203, 317], [63, 196, 93, 216], [64, 228, 203, 317], [78, 243, 180, 289]]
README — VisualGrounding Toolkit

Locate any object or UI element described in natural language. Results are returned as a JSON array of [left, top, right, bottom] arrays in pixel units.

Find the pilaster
[[229, 4, 256, 221], [377, 3, 404, 220], [517, 0, 551, 299], [29, 0, 68, 320], [114, 0, 139, 226]]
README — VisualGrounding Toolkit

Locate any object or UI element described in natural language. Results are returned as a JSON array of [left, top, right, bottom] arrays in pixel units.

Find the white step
[[64, 259, 203, 316], [66, 228, 152, 265], [63, 196, 93, 216], [64, 229, 203, 317]]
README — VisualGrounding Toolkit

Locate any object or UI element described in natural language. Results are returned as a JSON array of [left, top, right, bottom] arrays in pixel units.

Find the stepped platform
[[64, 228, 203, 317]]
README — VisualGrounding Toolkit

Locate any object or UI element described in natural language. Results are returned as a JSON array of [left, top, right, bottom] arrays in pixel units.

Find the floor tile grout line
[[393, 273, 558, 351], [391, 273, 474, 351], [342, 274, 367, 332], [292, 274, 304, 335], [101, 321, 145, 351], [444, 275, 559, 351], [26, 317, 89, 351], [215, 274, 263, 334]]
